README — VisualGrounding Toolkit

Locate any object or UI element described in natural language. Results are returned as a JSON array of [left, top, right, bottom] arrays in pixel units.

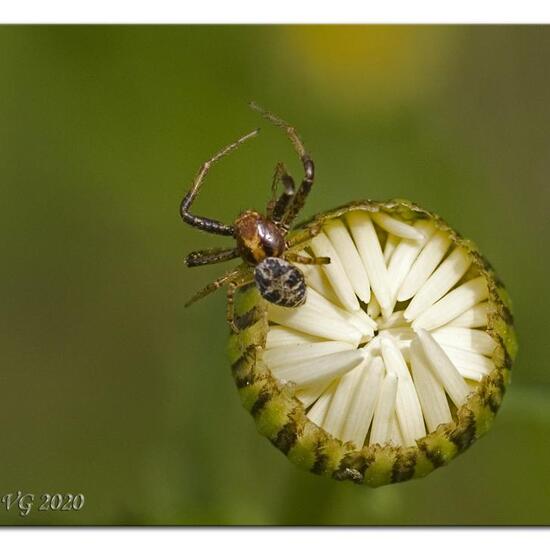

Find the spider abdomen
[[254, 257, 306, 308]]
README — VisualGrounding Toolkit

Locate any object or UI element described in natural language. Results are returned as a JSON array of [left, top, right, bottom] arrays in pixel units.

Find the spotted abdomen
[[254, 257, 306, 308]]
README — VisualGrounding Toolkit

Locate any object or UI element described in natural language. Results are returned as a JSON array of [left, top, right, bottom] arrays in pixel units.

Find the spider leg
[[285, 252, 330, 265], [284, 223, 323, 251], [267, 162, 296, 228], [180, 128, 260, 236], [185, 247, 240, 268], [226, 276, 258, 333], [184, 267, 244, 307], [250, 102, 314, 227]]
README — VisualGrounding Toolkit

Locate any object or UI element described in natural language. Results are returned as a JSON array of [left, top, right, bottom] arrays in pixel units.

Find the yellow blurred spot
[[276, 26, 456, 111]]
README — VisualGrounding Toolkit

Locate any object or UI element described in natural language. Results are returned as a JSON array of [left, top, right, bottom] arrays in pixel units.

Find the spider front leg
[[180, 128, 259, 236], [284, 252, 330, 265], [282, 155, 314, 228], [250, 102, 314, 227], [267, 162, 295, 229], [284, 223, 323, 251]]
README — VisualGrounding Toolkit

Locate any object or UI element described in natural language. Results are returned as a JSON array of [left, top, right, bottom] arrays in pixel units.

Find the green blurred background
[[0, 25, 548, 525]]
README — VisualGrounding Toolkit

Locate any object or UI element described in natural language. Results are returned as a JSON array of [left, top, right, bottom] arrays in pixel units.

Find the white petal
[[383, 233, 400, 264], [372, 212, 426, 240], [296, 381, 330, 408], [307, 381, 337, 427], [370, 372, 398, 446], [379, 328, 413, 360], [305, 287, 374, 341], [310, 232, 359, 312], [410, 338, 453, 432], [380, 334, 426, 445], [404, 246, 472, 321], [273, 348, 366, 388], [398, 230, 452, 302], [266, 326, 324, 349], [354, 308, 378, 331], [361, 335, 383, 360], [322, 363, 365, 439], [346, 211, 392, 316], [340, 357, 385, 447], [415, 329, 471, 406], [382, 327, 415, 340], [386, 220, 436, 309], [432, 327, 496, 356], [264, 341, 356, 370], [294, 250, 341, 306], [367, 293, 381, 319], [390, 414, 404, 446], [440, 345, 494, 381], [268, 303, 362, 345], [447, 302, 490, 328], [324, 219, 371, 303], [412, 276, 489, 331], [377, 310, 407, 330]]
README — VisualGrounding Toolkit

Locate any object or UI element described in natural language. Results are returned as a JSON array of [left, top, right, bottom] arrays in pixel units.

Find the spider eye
[[254, 258, 306, 308]]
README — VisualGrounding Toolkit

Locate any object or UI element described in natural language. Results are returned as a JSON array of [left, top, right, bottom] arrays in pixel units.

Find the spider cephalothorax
[[234, 210, 285, 264], [181, 103, 329, 330]]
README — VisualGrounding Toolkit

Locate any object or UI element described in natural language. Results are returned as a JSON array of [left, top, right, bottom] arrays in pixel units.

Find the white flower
[[263, 211, 496, 449]]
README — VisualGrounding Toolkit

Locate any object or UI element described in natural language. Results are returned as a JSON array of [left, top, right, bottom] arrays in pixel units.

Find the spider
[[181, 103, 330, 331]]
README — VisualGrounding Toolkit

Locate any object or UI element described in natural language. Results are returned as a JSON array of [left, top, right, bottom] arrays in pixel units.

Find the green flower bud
[[228, 200, 517, 487]]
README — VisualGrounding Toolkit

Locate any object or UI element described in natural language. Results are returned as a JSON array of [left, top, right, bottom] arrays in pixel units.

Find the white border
[[0, 0, 550, 23], [0, 0, 548, 543], [0, 528, 547, 548]]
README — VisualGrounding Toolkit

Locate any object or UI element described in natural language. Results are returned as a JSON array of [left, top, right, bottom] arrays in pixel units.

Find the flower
[[228, 200, 517, 487]]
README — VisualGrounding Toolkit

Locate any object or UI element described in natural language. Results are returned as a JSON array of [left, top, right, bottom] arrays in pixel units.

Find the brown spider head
[[234, 210, 286, 265]]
